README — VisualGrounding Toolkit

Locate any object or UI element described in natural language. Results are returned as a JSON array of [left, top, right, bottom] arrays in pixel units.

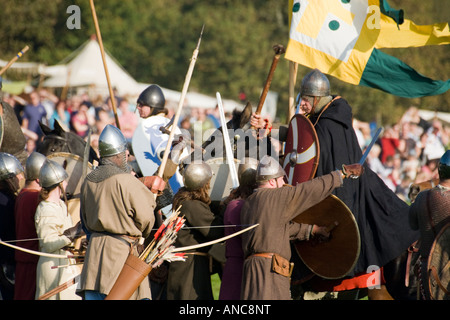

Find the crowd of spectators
[[354, 106, 449, 202], [1, 88, 225, 155], [3, 89, 449, 204]]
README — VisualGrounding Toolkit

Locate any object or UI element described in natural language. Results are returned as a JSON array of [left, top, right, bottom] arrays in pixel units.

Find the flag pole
[[288, 61, 298, 121], [287, 0, 298, 122], [89, 0, 120, 130]]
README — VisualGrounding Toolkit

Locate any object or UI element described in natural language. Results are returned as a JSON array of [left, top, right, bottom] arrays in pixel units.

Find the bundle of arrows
[[139, 205, 187, 268]]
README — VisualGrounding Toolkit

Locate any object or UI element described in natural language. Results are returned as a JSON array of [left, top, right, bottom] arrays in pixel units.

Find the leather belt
[[247, 252, 293, 277], [95, 232, 140, 247], [248, 252, 274, 259]]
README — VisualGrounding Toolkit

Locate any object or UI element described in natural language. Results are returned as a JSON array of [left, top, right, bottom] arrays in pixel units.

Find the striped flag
[[285, 0, 450, 98]]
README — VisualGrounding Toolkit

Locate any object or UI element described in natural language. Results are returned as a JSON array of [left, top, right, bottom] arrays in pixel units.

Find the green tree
[[0, 0, 447, 125]]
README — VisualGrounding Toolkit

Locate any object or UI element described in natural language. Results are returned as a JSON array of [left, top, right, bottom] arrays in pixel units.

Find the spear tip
[[196, 24, 205, 48]]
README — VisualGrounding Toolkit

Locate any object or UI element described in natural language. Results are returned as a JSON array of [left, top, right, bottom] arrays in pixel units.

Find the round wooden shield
[[47, 152, 92, 198], [206, 157, 240, 202], [292, 194, 361, 279], [283, 114, 319, 185], [427, 222, 450, 300]]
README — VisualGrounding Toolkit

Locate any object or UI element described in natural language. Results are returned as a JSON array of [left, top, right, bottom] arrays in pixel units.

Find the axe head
[[273, 44, 286, 55]]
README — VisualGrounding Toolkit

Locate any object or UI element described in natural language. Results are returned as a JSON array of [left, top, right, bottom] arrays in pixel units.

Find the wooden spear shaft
[[89, 0, 120, 130], [0, 45, 30, 76], [156, 25, 204, 181]]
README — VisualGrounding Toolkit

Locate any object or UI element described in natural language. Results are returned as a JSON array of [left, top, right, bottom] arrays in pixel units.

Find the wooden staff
[[0, 45, 29, 76], [243, 44, 285, 130], [254, 44, 286, 116], [156, 25, 204, 183], [89, 0, 120, 130]]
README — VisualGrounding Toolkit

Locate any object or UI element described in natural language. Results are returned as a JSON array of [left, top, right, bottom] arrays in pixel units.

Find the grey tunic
[[240, 170, 343, 300]]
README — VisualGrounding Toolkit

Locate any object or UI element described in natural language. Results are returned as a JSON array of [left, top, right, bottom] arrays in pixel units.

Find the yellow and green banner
[[285, 0, 450, 98]]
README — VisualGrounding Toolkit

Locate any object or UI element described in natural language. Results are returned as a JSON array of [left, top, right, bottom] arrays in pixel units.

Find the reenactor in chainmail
[[78, 124, 167, 300], [409, 150, 450, 300]]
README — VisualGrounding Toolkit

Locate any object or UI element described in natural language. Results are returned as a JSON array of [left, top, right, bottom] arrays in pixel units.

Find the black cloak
[[309, 96, 419, 275]]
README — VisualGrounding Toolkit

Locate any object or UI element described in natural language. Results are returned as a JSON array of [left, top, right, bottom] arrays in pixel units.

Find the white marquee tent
[[41, 38, 240, 112]]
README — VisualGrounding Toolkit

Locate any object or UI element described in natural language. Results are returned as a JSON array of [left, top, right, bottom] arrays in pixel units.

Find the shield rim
[[283, 113, 320, 185], [292, 194, 361, 279], [427, 221, 450, 300]]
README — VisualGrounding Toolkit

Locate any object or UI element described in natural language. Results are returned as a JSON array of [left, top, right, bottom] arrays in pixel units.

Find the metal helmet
[[98, 124, 128, 158], [300, 68, 330, 97], [255, 155, 285, 183], [25, 152, 47, 181], [39, 159, 68, 189], [183, 161, 213, 191], [137, 84, 165, 110], [438, 150, 450, 180], [238, 157, 259, 187], [0, 152, 24, 181]]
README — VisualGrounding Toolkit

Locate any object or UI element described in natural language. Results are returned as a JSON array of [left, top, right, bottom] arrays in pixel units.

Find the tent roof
[[41, 38, 240, 112], [418, 109, 450, 125], [42, 39, 140, 96]]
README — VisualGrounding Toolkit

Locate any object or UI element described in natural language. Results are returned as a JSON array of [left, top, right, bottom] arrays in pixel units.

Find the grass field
[[211, 274, 221, 299]]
